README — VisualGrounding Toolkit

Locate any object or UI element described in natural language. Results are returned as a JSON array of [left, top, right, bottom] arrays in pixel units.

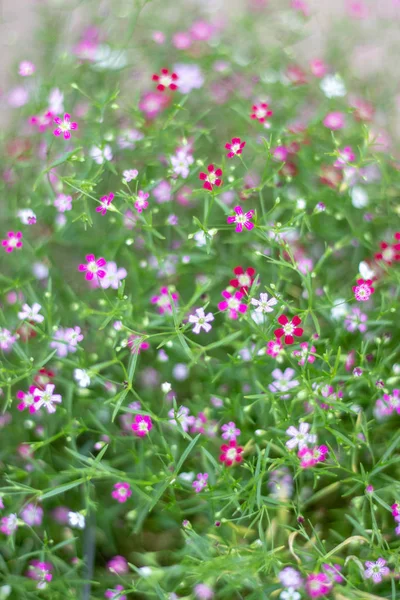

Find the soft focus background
[[1, 0, 400, 136]]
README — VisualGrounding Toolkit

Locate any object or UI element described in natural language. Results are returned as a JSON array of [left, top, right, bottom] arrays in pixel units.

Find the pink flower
[[127, 335, 150, 354], [134, 190, 149, 213], [78, 254, 107, 281], [2, 231, 23, 253], [292, 342, 316, 365], [26, 560, 53, 590], [322, 563, 344, 584], [382, 389, 400, 415], [225, 137, 246, 158], [265, 341, 283, 361], [219, 440, 244, 467], [218, 290, 247, 319], [188, 308, 214, 334], [54, 194, 72, 212], [227, 206, 255, 232], [96, 193, 114, 216], [152, 68, 179, 91], [221, 421, 241, 441], [269, 368, 299, 396], [0, 328, 17, 352], [50, 326, 83, 357], [305, 573, 332, 598], [53, 113, 78, 139], [334, 146, 355, 168], [105, 585, 127, 600], [310, 58, 328, 77], [274, 315, 303, 345], [298, 445, 329, 468], [151, 286, 178, 314], [107, 556, 129, 574], [168, 406, 195, 432], [344, 307, 368, 333], [353, 278, 375, 302], [172, 32, 192, 50], [33, 384, 62, 414], [139, 91, 170, 119], [323, 111, 345, 130], [364, 558, 390, 583], [30, 111, 54, 132], [21, 504, 43, 526], [131, 414, 153, 437], [19, 61, 35, 76], [111, 482, 132, 503], [190, 20, 214, 41], [250, 102, 273, 123], [272, 146, 289, 162], [100, 262, 127, 290], [192, 473, 208, 493], [16, 386, 36, 413], [199, 164, 223, 191], [153, 180, 172, 202], [0, 513, 18, 535]]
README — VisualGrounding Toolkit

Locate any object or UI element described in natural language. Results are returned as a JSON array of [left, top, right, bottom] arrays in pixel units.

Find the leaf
[[40, 478, 85, 500], [111, 388, 130, 423], [33, 148, 82, 191], [175, 434, 201, 474]]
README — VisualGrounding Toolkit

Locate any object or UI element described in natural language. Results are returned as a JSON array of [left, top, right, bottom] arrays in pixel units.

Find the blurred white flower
[[92, 45, 127, 70], [74, 369, 91, 388], [351, 185, 369, 208], [320, 74, 346, 98]]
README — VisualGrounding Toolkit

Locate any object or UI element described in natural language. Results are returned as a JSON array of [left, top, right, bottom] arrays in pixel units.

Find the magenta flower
[[111, 482, 132, 503], [33, 384, 62, 414], [26, 560, 53, 590], [266, 338, 283, 358], [323, 111, 345, 130], [0, 513, 18, 535], [192, 473, 208, 493], [134, 190, 149, 213], [131, 414, 153, 437], [107, 556, 129, 575], [334, 145, 355, 168], [219, 440, 244, 467], [53, 113, 78, 139], [78, 254, 107, 281], [364, 558, 390, 583], [225, 137, 246, 158], [96, 193, 114, 216], [298, 445, 328, 469], [2, 231, 23, 253], [221, 421, 241, 441], [19, 60, 36, 76], [151, 286, 178, 314], [381, 389, 400, 415], [105, 585, 127, 600], [305, 573, 332, 598], [199, 164, 223, 191], [227, 206, 255, 232], [250, 102, 273, 123], [292, 341, 316, 365], [353, 278, 375, 302], [127, 335, 150, 354], [16, 386, 36, 413], [322, 563, 344, 584], [218, 290, 247, 319]]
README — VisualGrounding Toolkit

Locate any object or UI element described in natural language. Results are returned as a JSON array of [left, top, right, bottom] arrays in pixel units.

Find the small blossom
[[0, 329, 17, 352], [320, 74, 346, 98], [54, 194, 72, 212], [280, 589, 301, 600], [26, 560, 53, 590], [2, 231, 23, 253], [18, 208, 37, 224], [90, 145, 113, 164], [251, 292, 277, 313], [219, 440, 244, 466], [105, 585, 127, 600], [18, 303, 44, 323], [227, 206, 255, 232], [16, 386, 36, 412], [111, 482, 132, 503], [152, 68, 179, 91], [286, 423, 317, 450], [33, 384, 62, 414], [96, 193, 114, 216], [218, 290, 247, 319], [225, 137, 246, 158], [269, 368, 299, 395], [266, 338, 283, 358], [171, 150, 194, 178], [123, 169, 138, 183], [107, 556, 129, 575], [322, 563, 344, 584], [74, 369, 91, 388], [230, 266, 256, 292], [250, 102, 273, 123], [19, 61, 35, 76], [127, 335, 150, 354], [134, 190, 150, 213], [168, 406, 195, 432], [364, 558, 390, 584], [50, 326, 83, 357], [298, 445, 329, 468], [53, 113, 78, 139], [278, 567, 303, 590], [100, 261, 127, 290], [221, 421, 241, 441], [188, 308, 214, 334], [323, 111, 345, 130], [293, 342, 316, 365], [21, 504, 43, 527], [305, 573, 332, 598], [353, 278, 375, 302], [375, 234, 400, 265], [344, 307, 368, 333], [173, 63, 204, 94], [334, 146, 355, 168], [274, 315, 303, 345], [151, 287, 178, 314], [78, 254, 107, 281], [199, 164, 223, 191], [131, 414, 153, 437], [0, 514, 18, 535], [192, 473, 208, 493]]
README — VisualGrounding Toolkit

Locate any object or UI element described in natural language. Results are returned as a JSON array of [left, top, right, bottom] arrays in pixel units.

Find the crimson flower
[[250, 102, 273, 123], [375, 233, 400, 265], [152, 68, 178, 92], [219, 440, 243, 466], [229, 266, 255, 291], [199, 164, 223, 191], [225, 137, 246, 158], [274, 314, 303, 345]]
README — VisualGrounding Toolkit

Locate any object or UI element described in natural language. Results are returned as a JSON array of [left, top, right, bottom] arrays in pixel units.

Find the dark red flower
[[152, 68, 179, 92], [229, 266, 255, 291], [225, 137, 246, 158], [375, 234, 400, 265], [274, 314, 303, 345]]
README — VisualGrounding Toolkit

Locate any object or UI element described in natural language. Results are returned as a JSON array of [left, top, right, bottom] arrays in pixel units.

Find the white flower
[[178, 472, 195, 482], [138, 567, 153, 577], [286, 423, 316, 450], [74, 369, 91, 388], [331, 298, 349, 320], [122, 169, 138, 183], [0, 585, 12, 600], [188, 308, 214, 334], [173, 63, 204, 94], [351, 185, 369, 208], [17, 208, 36, 224], [161, 382, 172, 394], [18, 303, 44, 323], [32, 262, 49, 280], [89, 145, 113, 164], [68, 511, 85, 529], [251, 292, 278, 313], [170, 150, 194, 179], [320, 74, 346, 98], [193, 230, 207, 247], [280, 589, 301, 600], [48, 88, 64, 114], [359, 261, 375, 280], [92, 44, 128, 70]]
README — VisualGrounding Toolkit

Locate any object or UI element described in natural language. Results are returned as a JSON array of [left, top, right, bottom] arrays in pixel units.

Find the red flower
[[230, 266, 255, 291], [375, 234, 400, 265], [274, 314, 303, 345], [199, 164, 223, 191], [34, 368, 55, 390], [219, 440, 243, 466], [225, 137, 246, 158], [250, 102, 273, 123], [152, 68, 178, 92]]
